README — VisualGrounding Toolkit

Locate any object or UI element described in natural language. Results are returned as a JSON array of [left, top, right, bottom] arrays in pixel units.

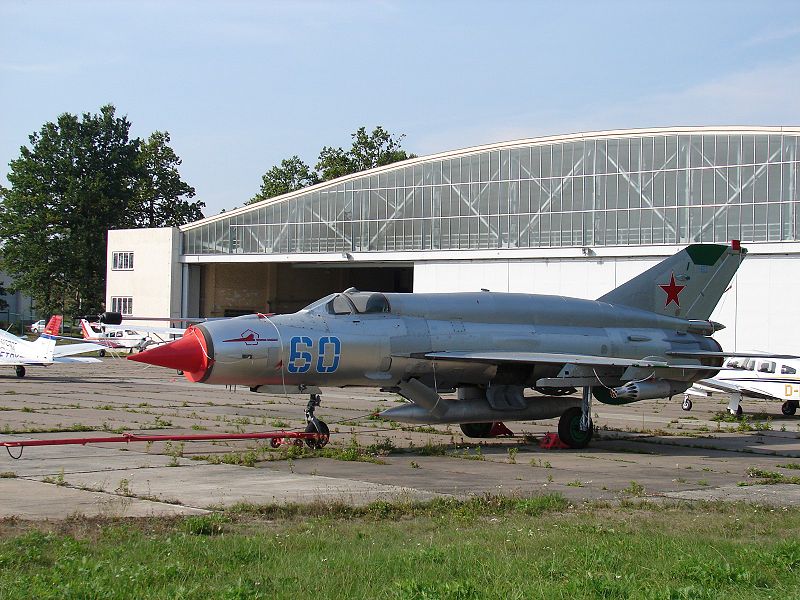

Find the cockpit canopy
[[303, 289, 391, 316]]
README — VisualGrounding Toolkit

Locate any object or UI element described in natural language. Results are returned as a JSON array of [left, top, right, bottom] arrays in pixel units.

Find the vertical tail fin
[[597, 242, 746, 320], [79, 319, 94, 340], [32, 315, 61, 357], [43, 315, 62, 336]]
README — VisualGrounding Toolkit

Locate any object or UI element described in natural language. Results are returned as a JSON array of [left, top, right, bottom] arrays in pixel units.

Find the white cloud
[[412, 58, 800, 156], [744, 24, 800, 47]]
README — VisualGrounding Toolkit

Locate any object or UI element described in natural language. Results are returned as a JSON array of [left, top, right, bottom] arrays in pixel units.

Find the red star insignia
[[659, 272, 686, 308]]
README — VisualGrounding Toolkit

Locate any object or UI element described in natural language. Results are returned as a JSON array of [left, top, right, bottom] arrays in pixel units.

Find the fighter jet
[[130, 242, 749, 448]]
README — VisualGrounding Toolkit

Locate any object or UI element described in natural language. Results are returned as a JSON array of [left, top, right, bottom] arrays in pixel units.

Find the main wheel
[[305, 419, 330, 449], [729, 405, 743, 417], [460, 422, 494, 438], [682, 397, 693, 411], [14, 366, 26, 378], [557, 406, 593, 449], [99, 349, 106, 357], [781, 401, 798, 416]]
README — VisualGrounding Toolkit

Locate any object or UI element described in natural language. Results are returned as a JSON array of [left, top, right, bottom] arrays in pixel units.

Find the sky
[[2, 0, 800, 217]]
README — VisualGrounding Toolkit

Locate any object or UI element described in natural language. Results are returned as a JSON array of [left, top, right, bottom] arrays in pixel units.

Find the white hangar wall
[[105, 228, 182, 327], [412, 244, 800, 355]]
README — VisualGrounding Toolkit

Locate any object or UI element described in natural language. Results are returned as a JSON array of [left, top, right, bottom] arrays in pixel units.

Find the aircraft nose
[[127, 325, 212, 381]]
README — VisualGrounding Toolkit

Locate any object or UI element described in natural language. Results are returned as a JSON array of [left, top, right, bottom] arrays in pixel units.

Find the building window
[[112, 251, 134, 270], [111, 296, 133, 316]]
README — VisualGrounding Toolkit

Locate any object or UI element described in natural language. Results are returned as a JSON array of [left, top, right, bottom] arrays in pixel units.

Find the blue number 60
[[288, 336, 313, 373]]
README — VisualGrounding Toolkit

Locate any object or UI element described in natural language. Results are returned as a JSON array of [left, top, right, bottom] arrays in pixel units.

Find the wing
[[102, 324, 186, 336], [423, 351, 713, 370], [53, 342, 106, 357], [668, 350, 800, 360], [54, 356, 102, 364], [692, 377, 779, 400]]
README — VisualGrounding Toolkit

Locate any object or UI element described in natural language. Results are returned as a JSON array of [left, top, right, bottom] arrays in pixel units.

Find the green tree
[[0, 280, 8, 312], [134, 131, 203, 227], [250, 155, 319, 204], [315, 145, 353, 182], [0, 105, 202, 317], [0, 105, 140, 316], [252, 126, 414, 201], [316, 126, 415, 181], [342, 126, 414, 174]]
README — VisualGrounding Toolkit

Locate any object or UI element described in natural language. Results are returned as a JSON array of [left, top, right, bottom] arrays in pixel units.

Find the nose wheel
[[304, 394, 330, 449], [681, 396, 692, 411]]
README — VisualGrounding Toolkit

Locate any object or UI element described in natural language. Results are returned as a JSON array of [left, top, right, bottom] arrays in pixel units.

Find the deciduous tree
[[250, 156, 319, 204], [253, 126, 414, 201], [134, 131, 203, 227], [0, 105, 202, 316]]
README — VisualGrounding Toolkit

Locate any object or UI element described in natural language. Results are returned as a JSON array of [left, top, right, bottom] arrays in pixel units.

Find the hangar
[[107, 126, 800, 354]]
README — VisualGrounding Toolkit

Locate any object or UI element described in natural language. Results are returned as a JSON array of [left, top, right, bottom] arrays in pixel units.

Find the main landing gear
[[303, 393, 330, 449], [14, 366, 26, 378], [556, 387, 594, 449], [782, 401, 799, 416]]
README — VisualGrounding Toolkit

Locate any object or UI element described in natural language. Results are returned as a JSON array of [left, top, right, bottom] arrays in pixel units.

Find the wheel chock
[[539, 432, 570, 449]]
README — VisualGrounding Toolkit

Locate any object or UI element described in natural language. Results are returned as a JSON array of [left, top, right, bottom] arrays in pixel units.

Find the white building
[[107, 127, 800, 354]]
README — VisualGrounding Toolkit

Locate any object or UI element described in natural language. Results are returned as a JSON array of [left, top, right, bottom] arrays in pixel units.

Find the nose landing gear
[[304, 393, 330, 449]]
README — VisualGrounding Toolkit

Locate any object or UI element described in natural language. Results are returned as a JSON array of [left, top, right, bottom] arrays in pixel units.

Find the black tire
[[731, 405, 743, 418], [558, 406, 593, 449], [305, 419, 330, 449], [460, 422, 494, 438], [99, 349, 106, 357], [14, 366, 26, 378], [781, 401, 797, 416], [682, 397, 692, 411]]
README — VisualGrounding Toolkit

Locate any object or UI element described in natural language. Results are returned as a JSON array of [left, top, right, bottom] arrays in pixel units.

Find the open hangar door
[[197, 262, 412, 317]]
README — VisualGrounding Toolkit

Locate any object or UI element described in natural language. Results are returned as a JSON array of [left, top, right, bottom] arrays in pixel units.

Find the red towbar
[[1, 430, 329, 458]]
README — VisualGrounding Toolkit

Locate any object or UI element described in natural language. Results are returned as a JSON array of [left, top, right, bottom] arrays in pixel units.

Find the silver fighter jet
[[130, 242, 748, 448]]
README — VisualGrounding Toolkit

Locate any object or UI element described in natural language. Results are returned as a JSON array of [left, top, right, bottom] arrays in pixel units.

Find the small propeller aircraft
[[0, 316, 104, 378], [130, 242, 761, 448], [78, 313, 187, 356], [683, 356, 800, 417], [79, 319, 151, 355]]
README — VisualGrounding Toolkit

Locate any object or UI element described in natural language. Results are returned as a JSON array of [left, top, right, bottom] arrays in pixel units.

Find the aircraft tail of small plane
[[597, 242, 746, 320], [79, 319, 97, 340], [32, 315, 62, 354]]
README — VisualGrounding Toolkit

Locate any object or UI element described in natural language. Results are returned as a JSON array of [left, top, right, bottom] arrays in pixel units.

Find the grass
[[746, 467, 800, 485], [0, 497, 798, 599]]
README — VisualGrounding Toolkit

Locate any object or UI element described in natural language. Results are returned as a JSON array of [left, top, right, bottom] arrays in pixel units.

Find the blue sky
[[2, 1, 800, 216]]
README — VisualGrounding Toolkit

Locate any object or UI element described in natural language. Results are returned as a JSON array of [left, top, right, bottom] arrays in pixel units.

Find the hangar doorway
[[196, 262, 412, 317]]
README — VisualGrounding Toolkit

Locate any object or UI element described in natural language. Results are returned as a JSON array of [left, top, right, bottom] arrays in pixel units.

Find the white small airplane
[[79, 318, 186, 356], [0, 316, 104, 378], [683, 355, 800, 417], [79, 319, 152, 355]]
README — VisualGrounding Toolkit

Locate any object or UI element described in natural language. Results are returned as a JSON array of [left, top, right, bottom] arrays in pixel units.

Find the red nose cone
[[128, 326, 212, 381]]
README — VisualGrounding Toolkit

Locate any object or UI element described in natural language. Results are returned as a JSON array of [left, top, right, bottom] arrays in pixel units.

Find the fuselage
[[162, 290, 722, 389], [715, 356, 800, 401]]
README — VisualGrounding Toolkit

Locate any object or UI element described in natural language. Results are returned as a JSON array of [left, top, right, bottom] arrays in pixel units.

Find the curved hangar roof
[[182, 126, 800, 256]]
